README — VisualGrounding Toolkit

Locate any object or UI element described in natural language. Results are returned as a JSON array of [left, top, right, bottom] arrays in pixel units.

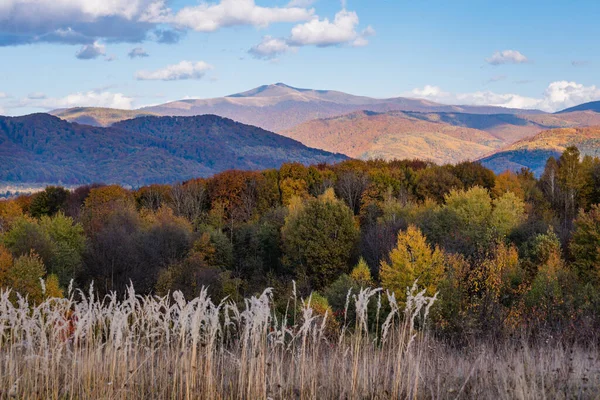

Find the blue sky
[[1, 0, 599, 115]]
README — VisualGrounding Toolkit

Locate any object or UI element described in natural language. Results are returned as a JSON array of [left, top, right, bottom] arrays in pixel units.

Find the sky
[[1, 0, 599, 116]]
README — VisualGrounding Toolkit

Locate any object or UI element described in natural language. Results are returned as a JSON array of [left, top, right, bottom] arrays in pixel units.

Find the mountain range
[[8, 83, 600, 185], [282, 109, 600, 165], [0, 113, 346, 186], [51, 83, 545, 132]]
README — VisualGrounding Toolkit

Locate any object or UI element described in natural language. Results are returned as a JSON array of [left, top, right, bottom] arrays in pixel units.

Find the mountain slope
[[281, 111, 505, 164], [0, 113, 347, 186], [51, 83, 545, 132], [557, 101, 600, 114], [480, 126, 600, 175], [280, 108, 600, 164], [52, 107, 158, 127]]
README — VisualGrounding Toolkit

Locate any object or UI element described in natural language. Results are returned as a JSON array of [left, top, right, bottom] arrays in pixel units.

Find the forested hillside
[[2, 148, 600, 342], [282, 110, 600, 164], [0, 113, 346, 185], [481, 126, 600, 174]]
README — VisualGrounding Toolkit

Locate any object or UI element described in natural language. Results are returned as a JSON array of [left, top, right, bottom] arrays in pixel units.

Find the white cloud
[[249, 36, 293, 59], [0, 92, 8, 99], [248, 8, 373, 60], [0, 0, 167, 45], [289, 9, 359, 47], [541, 81, 600, 111], [1, 0, 166, 21], [105, 55, 117, 62], [6, 91, 135, 112], [351, 36, 368, 47], [0, 0, 313, 46], [411, 85, 449, 99], [167, 0, 314, 32], [135, 61, 213, 81], [75, 42, 105, 59], [52, 91, 135, 109], [485, 50, 529, 66], [407, 81, 600, 112], [128, 47, 149, 58]]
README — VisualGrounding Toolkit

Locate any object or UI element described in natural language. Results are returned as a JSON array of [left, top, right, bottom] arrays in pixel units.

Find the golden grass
[[0, 283, 598, 399]]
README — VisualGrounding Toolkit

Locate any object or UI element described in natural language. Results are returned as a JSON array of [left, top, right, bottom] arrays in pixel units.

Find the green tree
[[29, 186, 69, 218], [2, 217, 55, 263], [3, 214, 86, 288], [6, 252, 46, 303], [435, 186, 494, 254], [558, 146, 585, 228], [490, 192, 526, 237], [39, 213, 86, 287], [281, 189, 359, 289], [570, 205, 600, 283]]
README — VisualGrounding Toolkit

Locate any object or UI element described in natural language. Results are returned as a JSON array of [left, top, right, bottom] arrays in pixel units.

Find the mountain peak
[[227, 83, 308, 98]]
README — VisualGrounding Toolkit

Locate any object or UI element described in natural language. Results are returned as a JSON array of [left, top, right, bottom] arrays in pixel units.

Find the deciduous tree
[[282, 189, 359, 289], [380, 225, 444, 301]]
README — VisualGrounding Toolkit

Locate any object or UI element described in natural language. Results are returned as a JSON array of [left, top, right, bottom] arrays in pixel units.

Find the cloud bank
[[0, 0, 315, 46], [135, 61, 213, 81], [2, 90, 135, 113], [167, 0, 314, 32], [249, 9, 374, 59], [408, 81, 600, 112]]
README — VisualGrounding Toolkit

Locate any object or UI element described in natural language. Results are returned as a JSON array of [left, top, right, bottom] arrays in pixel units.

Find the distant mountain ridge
[[0, 113, 347, 186], [280, 109, 600, 164], [51, 83, 546, 131], [480, 126, 600, 175], [51, 107, 158, 127], [557, 101, 600, 114]]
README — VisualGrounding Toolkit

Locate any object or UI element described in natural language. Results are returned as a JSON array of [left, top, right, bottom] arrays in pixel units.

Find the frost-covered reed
[[0, 282, 599, 399]]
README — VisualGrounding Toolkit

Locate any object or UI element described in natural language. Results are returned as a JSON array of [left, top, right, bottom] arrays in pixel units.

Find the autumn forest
[[2, 147, 600, 341]]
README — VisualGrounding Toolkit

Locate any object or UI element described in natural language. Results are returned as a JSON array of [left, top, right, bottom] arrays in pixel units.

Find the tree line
[[1, 147, 600, 342]]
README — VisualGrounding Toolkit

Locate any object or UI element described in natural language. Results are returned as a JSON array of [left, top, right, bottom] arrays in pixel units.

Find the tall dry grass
[[0, 282, 598, 399]]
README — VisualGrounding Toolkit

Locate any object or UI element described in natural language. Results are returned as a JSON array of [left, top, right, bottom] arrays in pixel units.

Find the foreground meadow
[[1, 283, 598, 400]]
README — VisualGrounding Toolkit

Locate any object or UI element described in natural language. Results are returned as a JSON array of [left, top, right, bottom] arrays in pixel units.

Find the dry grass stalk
[[0, 281, 599, 399]]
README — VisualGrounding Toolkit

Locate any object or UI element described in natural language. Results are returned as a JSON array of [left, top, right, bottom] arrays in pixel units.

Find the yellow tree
[[350, 258, 373, 287], [0, 244, 13, 287], [0, 200, 24, 233], [492, 170, 525, 199], [380, 225, 444, 301]]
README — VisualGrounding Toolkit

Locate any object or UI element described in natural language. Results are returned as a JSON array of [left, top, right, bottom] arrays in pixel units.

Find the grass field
[[0, 283, 598, 399]]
